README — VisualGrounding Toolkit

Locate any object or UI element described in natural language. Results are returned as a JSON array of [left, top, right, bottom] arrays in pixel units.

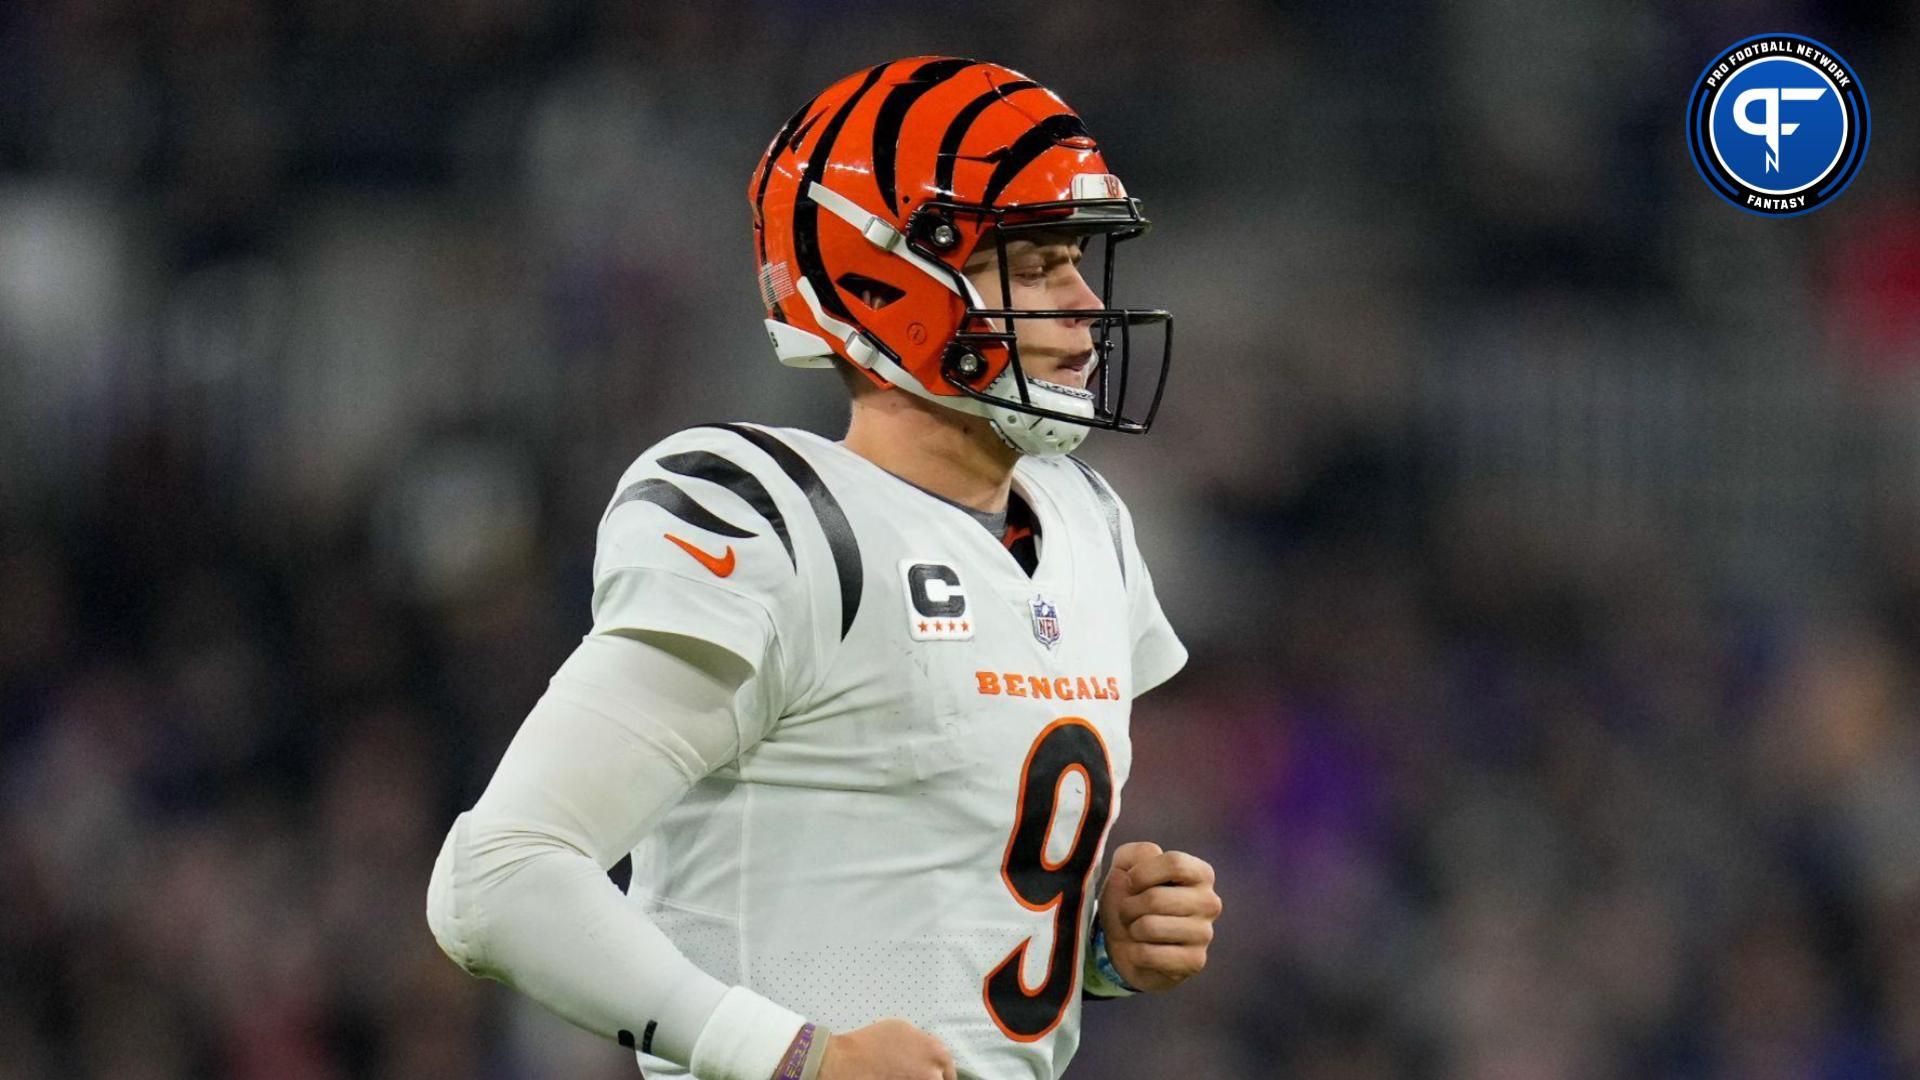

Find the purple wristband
[[773, 1022, 817, 1080]]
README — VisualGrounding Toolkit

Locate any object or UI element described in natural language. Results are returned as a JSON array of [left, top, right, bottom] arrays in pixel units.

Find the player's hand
[[1097, 841, 1221, 993], [817, 1018, 957, 1080]]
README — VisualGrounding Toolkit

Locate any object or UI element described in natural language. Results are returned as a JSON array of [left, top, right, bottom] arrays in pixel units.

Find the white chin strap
[[761, 180, 1096, 456], [767, 306, 1095, 457], [972, 369, 1094, 456]]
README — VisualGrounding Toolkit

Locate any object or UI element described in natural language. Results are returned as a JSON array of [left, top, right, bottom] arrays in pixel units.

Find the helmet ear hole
[[837, 273, 906, 311]]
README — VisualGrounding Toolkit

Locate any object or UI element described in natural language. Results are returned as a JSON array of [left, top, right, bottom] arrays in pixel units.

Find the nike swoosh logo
[[664, 533, 736, 578]]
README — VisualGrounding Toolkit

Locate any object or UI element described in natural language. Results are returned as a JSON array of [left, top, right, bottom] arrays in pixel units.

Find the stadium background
[[4, 1, 1920, 1076]]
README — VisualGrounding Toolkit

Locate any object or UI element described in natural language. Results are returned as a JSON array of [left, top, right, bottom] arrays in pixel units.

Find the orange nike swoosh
[[664, 533, 736, 578]]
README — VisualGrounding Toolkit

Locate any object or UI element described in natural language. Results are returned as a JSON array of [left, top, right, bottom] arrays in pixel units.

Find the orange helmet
[[749, 57, 1173, 456]]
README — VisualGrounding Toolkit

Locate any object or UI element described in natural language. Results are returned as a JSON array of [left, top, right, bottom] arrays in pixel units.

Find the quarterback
[[428, 57, 1221, 1080]]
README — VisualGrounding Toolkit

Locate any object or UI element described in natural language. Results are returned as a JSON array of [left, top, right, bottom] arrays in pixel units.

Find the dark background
[[3, 1, 1919, 1077]]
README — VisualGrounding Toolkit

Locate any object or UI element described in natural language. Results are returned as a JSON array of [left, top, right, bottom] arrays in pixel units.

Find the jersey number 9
[[983, 717, 1115, 1042]]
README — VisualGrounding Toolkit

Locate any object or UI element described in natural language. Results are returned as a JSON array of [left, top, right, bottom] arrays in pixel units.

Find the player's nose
[[1060, 265, 1101, 328]]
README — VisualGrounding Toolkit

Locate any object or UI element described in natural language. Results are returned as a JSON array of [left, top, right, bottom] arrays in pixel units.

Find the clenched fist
[[1096, 841, 1221, 993], [818, 1017, 956, 1080]]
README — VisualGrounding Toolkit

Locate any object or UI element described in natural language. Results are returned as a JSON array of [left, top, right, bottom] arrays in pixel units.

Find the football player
[[428, 57, 1221, 1080]]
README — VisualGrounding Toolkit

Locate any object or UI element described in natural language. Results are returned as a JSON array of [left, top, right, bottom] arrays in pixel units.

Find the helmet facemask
[[906, 197, 1173, 457]]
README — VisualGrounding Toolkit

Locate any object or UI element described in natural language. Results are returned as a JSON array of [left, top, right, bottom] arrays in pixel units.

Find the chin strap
[[974, 368, 1094, 457], [759, 312, 1093, 457]]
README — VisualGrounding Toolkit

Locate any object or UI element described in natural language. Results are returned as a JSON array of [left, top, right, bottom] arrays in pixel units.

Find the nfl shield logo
[[1029, 596, 1062, 648]]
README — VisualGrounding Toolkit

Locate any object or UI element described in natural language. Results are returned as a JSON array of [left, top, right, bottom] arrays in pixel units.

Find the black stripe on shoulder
[[1067, 456, 1125, 585], [933, 79, 1038, 195], [703, 424, 864, 640], [872, 57, 976, 211], [608, 478, 757, 539], [659, 450, 795, 569], [981, 113, 1091, 207]]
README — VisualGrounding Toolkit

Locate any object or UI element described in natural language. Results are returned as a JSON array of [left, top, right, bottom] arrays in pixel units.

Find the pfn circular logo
[[1687, 35, 1869, 216]]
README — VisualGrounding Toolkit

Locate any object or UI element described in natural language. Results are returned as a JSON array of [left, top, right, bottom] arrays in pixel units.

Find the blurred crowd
[[4, 0, 1920, 1077]]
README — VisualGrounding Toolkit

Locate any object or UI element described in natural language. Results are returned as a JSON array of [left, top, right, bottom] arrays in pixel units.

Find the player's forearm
[[426, 632, 818, 1079], [428, 812, 734, 1059]]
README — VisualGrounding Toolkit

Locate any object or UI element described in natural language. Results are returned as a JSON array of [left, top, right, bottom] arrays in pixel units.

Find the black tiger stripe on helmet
[[789, 62, 891, 327], [933, 80, 1041, 196], [871, 57, 979, 212]]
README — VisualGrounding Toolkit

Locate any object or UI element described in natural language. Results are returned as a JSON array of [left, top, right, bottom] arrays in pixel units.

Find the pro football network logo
[[1029, 596, 1061, 649], [1687, 34, 1869, 216]]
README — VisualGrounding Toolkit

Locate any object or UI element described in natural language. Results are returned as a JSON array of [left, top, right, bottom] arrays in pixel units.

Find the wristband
[[1085, 922, 1143, 997], [799, 1023, 829, 1080], [771, 1022, 830, 1080]]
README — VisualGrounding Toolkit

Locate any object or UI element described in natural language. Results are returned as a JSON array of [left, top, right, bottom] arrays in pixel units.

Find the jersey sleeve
[[1125, 543, 1187, 697], [590, 426, 830, 741], [1063, 457, 1188, 698]]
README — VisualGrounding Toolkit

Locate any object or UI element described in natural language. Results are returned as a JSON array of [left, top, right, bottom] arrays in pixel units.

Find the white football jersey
[[589, 423, 1186, 1080]]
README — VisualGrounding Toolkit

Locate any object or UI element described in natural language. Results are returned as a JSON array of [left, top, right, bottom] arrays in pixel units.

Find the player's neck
[[842, 393, 1018, 514]]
